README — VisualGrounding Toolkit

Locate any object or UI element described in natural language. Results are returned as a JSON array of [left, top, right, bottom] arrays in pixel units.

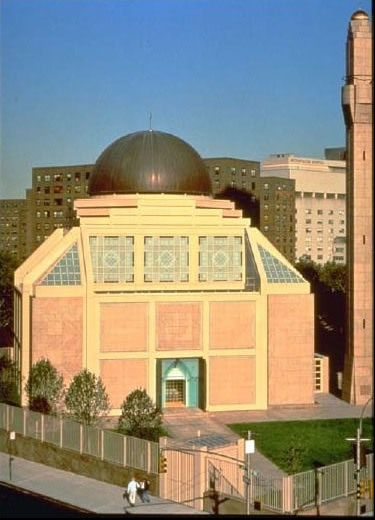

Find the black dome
[[88, 130, 212, 196]]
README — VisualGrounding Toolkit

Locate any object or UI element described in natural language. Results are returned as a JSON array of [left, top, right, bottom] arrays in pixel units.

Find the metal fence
[[0, 402, 159, 474], [292, 455, 373, 512]]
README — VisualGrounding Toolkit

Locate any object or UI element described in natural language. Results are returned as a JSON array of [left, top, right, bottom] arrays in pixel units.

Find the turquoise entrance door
[[160, 358, 199, 408]]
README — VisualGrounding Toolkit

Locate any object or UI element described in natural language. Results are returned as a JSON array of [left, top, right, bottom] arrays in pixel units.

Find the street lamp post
[[346, 396, 373, 517]]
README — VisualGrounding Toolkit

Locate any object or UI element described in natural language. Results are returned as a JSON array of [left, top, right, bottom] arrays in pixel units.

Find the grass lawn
[[228, 418, 373, 474]]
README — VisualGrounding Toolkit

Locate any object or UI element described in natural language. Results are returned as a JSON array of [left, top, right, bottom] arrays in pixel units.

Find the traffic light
[[159, 454, 167, 473]]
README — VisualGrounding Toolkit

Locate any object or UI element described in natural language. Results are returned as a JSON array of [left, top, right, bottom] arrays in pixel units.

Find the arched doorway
[[159, 358, 201, 409]]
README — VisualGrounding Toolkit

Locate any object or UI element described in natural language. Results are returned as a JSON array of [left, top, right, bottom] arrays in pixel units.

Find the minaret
[[341, 10, 373, 404]]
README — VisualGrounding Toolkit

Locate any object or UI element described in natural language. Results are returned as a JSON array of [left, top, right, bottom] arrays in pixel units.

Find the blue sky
[[0, 0, 372, 198]]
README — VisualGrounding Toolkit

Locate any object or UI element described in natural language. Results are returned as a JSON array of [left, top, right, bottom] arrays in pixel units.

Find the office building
[[261, 153, 346, 264]]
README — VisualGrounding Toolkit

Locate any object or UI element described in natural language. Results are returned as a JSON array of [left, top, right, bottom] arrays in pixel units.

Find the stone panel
[[100, 303, 148, 352], [31, 297, 83, 384], [209, 356, 255, 405], [210, 301, 255, 349], [156, 303, 201, 350], [268, 294, 314, 405], [100, 359, 148, 409]]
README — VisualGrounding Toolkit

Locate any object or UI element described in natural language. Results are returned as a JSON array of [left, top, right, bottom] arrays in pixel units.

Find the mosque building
[[14, 130, 315, 413]]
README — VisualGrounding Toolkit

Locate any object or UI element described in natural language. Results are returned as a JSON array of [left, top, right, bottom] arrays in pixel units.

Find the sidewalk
[[0, 452, 206, 515]]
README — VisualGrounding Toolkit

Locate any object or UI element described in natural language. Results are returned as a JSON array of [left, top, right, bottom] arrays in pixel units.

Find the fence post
[[60, 418, 63, 448], [80, 424, 83, 454], [122, 435, 127, 467], [101, 429, 104, 461], [344, 460, 348, 497], [147, 441, 151, 473], [41, 413, 44, 442]]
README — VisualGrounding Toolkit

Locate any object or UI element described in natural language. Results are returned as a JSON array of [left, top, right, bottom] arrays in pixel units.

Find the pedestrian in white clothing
[[127, 476, 139, 507]]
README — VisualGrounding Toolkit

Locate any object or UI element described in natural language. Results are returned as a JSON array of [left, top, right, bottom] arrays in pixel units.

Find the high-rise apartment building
[[341, 10, 373, 405], [261, 153, 346, 264], [26, 164, 93, 255], [204, 158, 296, 263], [23, 158, 296, 264], [0, 199, 28, 263]]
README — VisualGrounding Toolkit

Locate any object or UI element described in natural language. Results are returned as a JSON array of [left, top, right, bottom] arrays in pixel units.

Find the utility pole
[[245, 430, 255, 515], [346, 396, 372, 516]]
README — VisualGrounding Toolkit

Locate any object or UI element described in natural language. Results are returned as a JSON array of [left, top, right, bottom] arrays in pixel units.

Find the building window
[[327, 193, 335, 199], [241, 168, 246, 176], [258, 245, 303, 283], [67, 173, 72, 181], [338, 194, 345, 200], [44, 175, 50, 182], [250, 169, 256, 177], [144, 236, 189, 282], [317, 210, 323, 215], [36, 175, 41, 182], [44, 187, 50, 194], [53, 210, 63, 218], [54, 185, 63, 194], [90, 236, 134, 283], [54, 174, 62, 182], [75, 173, 81, 182], [44, 200, 50, 206], [305, 209, 312, 215], [43, 210, 50, 218], [264, 183, 269, 190], [85, 172, 90, 180], [40, 243, 81, 285], [305, 219, 311, 224], [328, 219, 334, 225], [74, 186, 81, 193], [199, 236, 242, 282], [315, 192, 324, 199], [251, 182, 256, 190]]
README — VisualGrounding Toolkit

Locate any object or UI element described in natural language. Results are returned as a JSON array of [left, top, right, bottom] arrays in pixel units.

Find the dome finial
[[149, 112, 153, 132]]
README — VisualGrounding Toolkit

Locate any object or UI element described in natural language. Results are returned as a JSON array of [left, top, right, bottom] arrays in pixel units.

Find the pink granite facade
[[100, 302, 148, 352], [100, 359, 148, 409], [209, 356, 256, 405], [209, 301, 256, 349], [156, 302, 202, 350], [31, 297, 83, 384], [267, 294, 314, 405]]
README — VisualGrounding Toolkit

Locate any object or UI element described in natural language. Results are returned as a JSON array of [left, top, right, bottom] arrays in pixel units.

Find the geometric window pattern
[[40, 243, 81, 285], [199, 236, 242, 281], [89, 236, 134, 283], [144, 236, 189, 282], [258, 244, 304, 283]]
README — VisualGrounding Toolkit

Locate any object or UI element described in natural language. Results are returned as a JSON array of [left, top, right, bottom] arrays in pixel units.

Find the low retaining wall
[[0, 429, 159, 495]]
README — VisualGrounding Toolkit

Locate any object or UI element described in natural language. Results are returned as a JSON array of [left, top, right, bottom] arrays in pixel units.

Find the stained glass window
[[258, 245, 304, 283], [199, 236, 242, 281], [40, 244, 81, 285], [144, 236, 189, 282], [90, 236, 134, 283]]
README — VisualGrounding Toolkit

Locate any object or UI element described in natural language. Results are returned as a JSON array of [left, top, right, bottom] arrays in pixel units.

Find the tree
[[318, 261, 346, 293], [118, 388, 163, 441], [0, 251, 19, 346], [64, 369, 110, 425], [25, 358, 65, 414], [0, 355, 19, 405]]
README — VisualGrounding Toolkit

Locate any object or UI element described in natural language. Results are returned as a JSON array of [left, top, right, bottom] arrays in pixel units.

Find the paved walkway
[[0, 452, 206, 515], [162, 393, 373, 480]]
